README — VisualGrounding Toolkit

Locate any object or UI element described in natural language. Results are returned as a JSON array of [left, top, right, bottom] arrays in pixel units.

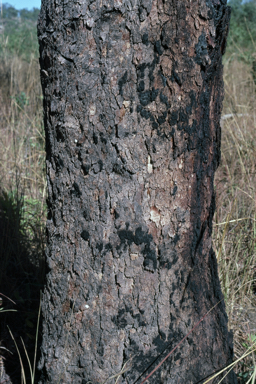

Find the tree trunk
[[37, 1, 236, 383]]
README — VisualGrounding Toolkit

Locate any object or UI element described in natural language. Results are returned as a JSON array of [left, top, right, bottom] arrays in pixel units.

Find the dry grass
[[0, 37, 45, 383], [0, 34, 45, 205], [0, 33, 46, 263], [213, 54, 256, 381]]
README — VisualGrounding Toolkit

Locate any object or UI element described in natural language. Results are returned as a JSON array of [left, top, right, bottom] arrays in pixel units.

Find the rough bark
[[38, 0, 236, 383]]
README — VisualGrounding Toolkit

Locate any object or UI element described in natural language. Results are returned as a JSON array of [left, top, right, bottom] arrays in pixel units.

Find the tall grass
[[0, 31, 45, 194], [213, 53, 256, 382], [0, 18, 45, 383], [0, 31, 46, 276]]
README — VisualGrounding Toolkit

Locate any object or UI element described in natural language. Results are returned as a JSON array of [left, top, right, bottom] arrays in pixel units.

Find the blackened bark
[[38, 1, 236, 383]]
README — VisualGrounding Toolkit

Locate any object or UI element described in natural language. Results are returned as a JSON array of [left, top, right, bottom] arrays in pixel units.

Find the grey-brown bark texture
[[38, 0, 236, 383]]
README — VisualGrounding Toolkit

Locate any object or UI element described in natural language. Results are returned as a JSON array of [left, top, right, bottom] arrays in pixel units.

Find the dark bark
[[38, 0, 236, 383]]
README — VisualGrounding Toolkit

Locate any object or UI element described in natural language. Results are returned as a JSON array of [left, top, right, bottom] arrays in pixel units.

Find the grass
[[0, 15, 45, 383], [0, 10, 256, 384], [7, 292, 41, 384], [213, 51, 256, 382]]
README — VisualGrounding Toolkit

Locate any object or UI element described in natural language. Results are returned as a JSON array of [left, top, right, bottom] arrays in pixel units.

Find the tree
[[227, 0, 256, 50], [37, 0, 237, 383], [20, 7, 40, 22], [2, 3, 18, 19]]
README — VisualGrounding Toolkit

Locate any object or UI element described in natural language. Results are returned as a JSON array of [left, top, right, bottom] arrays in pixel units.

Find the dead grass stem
[[214, 53, 256, 381]]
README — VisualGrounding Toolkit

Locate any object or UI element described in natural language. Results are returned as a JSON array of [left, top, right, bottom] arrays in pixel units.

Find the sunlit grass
[[213, 53, 256, 382]]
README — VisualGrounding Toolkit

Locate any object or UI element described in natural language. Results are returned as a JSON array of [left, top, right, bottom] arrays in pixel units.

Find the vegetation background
[[0, 0, 256, 382]]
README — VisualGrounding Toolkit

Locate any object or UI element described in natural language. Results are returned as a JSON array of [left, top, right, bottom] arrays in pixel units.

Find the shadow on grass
[[0, 186, 45, 384]]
